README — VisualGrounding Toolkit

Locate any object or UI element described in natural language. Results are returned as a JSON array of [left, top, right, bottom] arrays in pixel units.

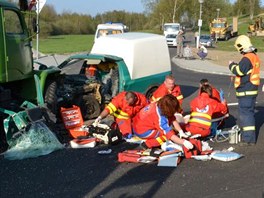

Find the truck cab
[[0, 1, 33, 83], [91, 32, 171, 96], [94, 22, 128, 43], [210, 17, 238, 41], [0, 1, 60, 109], [163, 23, 181, 47]]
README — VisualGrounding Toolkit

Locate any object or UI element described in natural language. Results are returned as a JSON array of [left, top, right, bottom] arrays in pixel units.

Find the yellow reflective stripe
[[246, 69, 252, 75], [151, 96, 162, 102], [236, 90, 258, 96], [113, 113, 129, 119], [189, 118, 211, 126], [107, 103, 117, 114], [251, 74, 260, 85], [177, 95, 183, 100], [116, 109, 129, 116], [191, 112, 211, 119], [151, 96, 156, 102], [243, 126, 255, 131], [234, 77, 240, 88], [113, 109, 129, 119], [156, 137, 165, 145], [230, 65, 236, 72], [235, 66, 244, 76], [251, 74, 260, 79]]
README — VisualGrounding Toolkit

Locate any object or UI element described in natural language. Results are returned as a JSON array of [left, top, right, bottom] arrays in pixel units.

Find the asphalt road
[[1, 49, 264, 198]]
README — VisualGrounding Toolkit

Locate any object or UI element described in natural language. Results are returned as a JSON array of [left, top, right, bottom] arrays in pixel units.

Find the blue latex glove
[[219, 89, 224, 102], [126, 133, 133, 139]]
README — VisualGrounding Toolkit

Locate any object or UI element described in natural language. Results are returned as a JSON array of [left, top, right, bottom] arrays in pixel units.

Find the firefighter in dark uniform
[[229, 35, 260, 145]]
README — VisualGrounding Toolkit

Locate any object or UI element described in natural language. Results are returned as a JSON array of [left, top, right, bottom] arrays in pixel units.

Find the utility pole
[[196, 0, 204, 48]]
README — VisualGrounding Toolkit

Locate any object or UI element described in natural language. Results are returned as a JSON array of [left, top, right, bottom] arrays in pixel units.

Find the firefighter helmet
[[234, 35, 254, 53]]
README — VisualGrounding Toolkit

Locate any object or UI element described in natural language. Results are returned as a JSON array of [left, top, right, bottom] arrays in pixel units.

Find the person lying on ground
[[132, 94, 193, 150]]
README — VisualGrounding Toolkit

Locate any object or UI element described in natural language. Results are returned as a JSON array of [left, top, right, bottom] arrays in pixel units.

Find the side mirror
[[19, 0, 28, 11], [32, 17, 38, 33]]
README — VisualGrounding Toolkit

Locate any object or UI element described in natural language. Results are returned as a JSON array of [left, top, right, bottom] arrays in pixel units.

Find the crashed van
[[57, 32, 171, 119]]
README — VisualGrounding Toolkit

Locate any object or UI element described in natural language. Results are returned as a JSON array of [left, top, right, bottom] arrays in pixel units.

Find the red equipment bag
[[183, 139, 202, 159], [60, 105, 83, 129], [118, 152, 141, 163]]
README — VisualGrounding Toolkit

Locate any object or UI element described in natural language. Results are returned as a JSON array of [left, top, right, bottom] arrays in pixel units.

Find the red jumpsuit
[[105, 92, 148, 136], [198, 86, 227, 118], [132, 103, 176, 148], [185, 93, 227, 137], [151, 83, 183, 105], [199, 86, 221, 102]]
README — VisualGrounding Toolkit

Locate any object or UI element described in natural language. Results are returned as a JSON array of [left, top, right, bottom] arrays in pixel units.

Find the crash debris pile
[[1, 104, 243, 165]]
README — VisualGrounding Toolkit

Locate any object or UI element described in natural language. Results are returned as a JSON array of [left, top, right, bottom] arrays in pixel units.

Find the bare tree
[[173, 0, 177, 23], [249, 0, 256, 20]]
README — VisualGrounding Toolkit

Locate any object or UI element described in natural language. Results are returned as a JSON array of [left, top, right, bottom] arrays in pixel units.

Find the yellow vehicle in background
[[210, 17, 238, 41], [248, 16, 264, 36]]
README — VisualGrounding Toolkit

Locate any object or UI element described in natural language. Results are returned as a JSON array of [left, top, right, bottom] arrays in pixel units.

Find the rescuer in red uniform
[[132, 94, 193, 150], [151, 75, 183, 106], [184, 84, 228, 138], [94, 91, 148, 137]]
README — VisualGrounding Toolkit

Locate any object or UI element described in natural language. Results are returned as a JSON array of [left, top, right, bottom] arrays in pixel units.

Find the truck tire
[[145, 86, 158, 100], [80, 95, 101, 120], [44, 80, 58, 114], [225, 33, 230, 41]]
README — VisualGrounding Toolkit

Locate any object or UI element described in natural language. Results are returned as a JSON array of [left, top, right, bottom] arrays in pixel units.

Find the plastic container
[[68, 126, 88, 138], [60, 105, 83, 129]]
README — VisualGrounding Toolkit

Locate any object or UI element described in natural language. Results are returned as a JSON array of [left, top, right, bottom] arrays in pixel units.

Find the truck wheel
[[145, 86, 158, 100], [225, 34, 230, 41], [81, 95, 101, 120], [44, 81, 58, 114]]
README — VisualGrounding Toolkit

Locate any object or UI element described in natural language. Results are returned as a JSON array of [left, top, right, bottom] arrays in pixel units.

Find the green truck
[[0, 1, 172, 152], [0, 0, 63, 151]]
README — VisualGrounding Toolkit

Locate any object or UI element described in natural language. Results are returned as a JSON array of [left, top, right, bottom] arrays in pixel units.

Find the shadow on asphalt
[[255, 105, 264, 141], [180, 84, 198, 98]]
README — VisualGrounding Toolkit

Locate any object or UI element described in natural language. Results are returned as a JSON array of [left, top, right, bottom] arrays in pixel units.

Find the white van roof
[[96, 23, 127, 30], [91, 32, 171, 80]]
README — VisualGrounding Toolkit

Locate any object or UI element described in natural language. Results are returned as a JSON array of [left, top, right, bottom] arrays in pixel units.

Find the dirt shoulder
[[193, 48, 264, 71]]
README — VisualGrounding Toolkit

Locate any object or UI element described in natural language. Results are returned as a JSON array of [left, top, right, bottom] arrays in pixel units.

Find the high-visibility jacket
[[151, 83, 183, 104], [105, 92, 148, 119], [85, 65, 97, 77], [186, 93, 227, 137], [229, 52, 260, 97], [199, 86, 221, 102], [132, 103, 176, 141]]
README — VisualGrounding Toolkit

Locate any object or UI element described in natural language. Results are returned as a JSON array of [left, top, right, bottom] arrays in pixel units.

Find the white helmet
[[234, 35, 255, 53]]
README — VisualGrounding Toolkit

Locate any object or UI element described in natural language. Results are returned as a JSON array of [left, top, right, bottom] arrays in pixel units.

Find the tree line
[[27, 0, 264, 37]]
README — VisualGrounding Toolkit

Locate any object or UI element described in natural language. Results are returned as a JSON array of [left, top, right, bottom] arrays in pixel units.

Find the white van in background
[[163, 23, 181, 47], [94, 22, 129, 42]]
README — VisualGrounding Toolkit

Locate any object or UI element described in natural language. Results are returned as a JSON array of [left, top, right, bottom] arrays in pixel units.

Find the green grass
[[203, 14, 264, 52], [214, 36, 264, 52], [33, 27, 264, 54], [32, 35, 94, 54]]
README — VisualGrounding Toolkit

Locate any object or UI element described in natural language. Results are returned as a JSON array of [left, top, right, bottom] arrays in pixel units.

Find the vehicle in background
[[94, 22, 129, 42], [0, 0, 64, 151], [248, 16, 264, 36], [163, 23, 181, 36], [209, 17, 238, 41], [163, 23, 181, 47], [57, 32, 171, 120], [199, 34, 214, 47], [0, 1, 62, 111], [166, 34, 177, 47]]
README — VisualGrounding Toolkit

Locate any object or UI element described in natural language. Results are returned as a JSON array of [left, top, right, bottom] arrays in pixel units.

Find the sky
[[46, 0, 145, 16], [45, 0, 264, 16]]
